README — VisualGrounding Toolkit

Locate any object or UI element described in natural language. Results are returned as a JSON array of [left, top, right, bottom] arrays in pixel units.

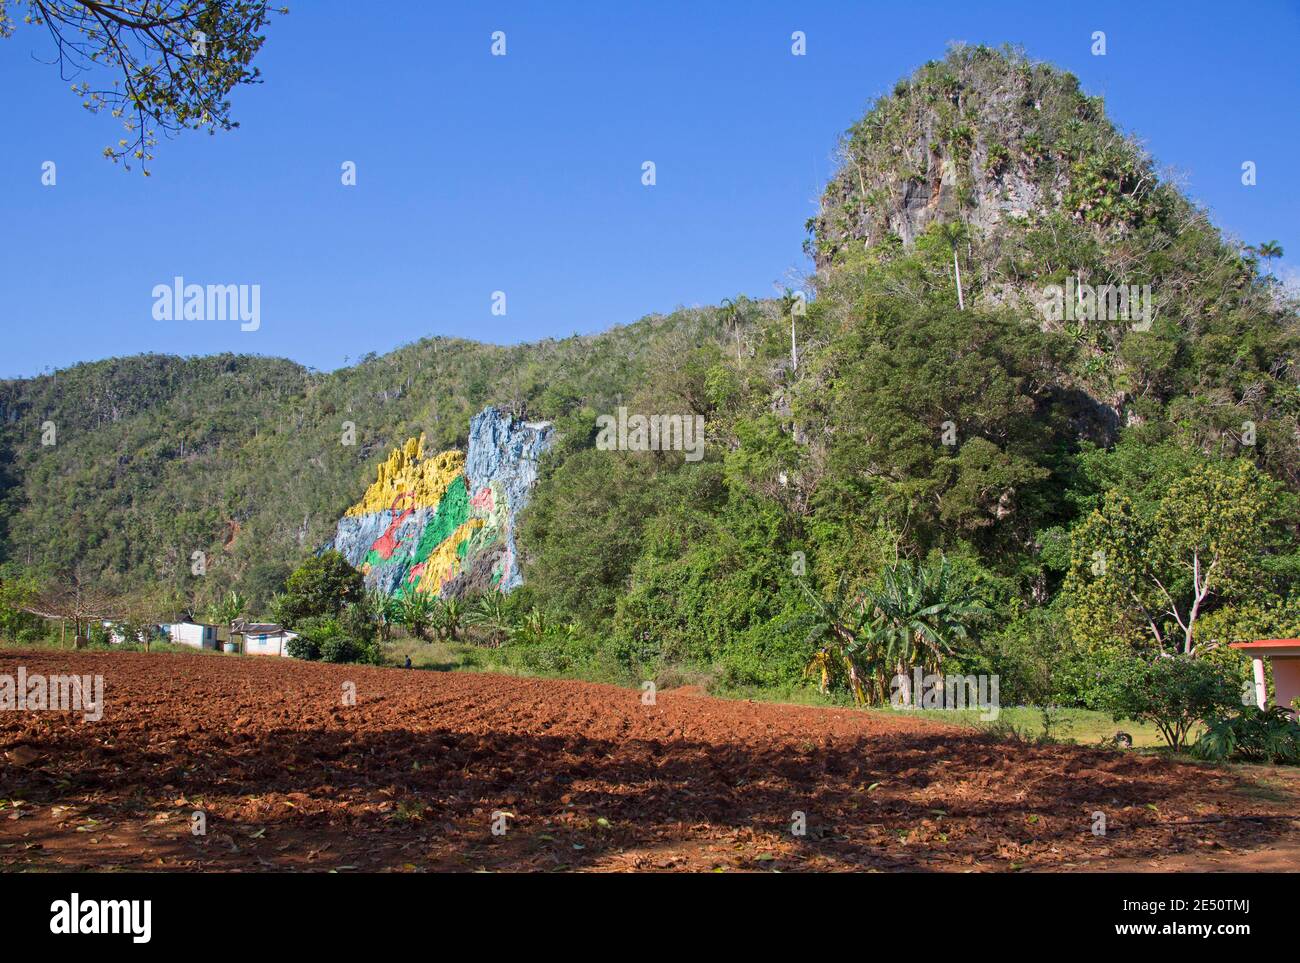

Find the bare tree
[[25, 565, 120, 645]]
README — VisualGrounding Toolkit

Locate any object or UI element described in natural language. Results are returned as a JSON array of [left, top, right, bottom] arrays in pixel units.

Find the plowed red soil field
[[2, 651, 1298, 872]]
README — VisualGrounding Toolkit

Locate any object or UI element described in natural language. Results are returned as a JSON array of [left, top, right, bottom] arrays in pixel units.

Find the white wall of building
[[243, 630, 297, 657], [167, 622, 218, 650]]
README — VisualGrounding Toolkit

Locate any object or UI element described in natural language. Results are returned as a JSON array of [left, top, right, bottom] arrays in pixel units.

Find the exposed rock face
[[810, 46, 1168, 439], [454, 407, 554, 594], [810, 45, 1142, 266], [324, 407, 553, 597]]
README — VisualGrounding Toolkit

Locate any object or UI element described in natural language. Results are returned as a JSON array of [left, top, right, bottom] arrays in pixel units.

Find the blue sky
[[2, 0, 1297, 378]]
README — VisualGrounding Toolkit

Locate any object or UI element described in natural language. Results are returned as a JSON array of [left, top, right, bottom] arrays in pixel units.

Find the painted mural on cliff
[[324, 407, 553, 598]]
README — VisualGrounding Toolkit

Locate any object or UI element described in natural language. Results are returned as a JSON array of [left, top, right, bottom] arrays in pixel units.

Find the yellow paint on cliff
[[345, 437, 466, 516], [411, 518, 484, 594]]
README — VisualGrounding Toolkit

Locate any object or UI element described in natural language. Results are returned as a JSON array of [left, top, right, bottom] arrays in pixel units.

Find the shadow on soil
[[3, 719, 1291, 872]]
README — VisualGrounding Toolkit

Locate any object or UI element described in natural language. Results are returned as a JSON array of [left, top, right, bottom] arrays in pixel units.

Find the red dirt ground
[[2, 651, 1298, 872]]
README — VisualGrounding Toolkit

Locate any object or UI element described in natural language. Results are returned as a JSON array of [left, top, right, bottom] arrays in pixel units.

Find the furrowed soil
[[2, 651, 1298, 872]]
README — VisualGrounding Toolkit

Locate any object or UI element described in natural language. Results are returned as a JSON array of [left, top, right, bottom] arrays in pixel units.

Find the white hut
[[164, 622, 219, 650], [237, 622, 299, 657]]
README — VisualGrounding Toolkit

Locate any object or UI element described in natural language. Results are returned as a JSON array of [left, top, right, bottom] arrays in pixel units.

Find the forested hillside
[[3, 46, 1298, 709], [0, 309, 739, 610], [515, 45, 1300, 699]]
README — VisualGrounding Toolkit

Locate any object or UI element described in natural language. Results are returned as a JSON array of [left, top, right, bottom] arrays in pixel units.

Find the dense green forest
[[3, 46, 1298, 718], [0, 312, 720, 608]]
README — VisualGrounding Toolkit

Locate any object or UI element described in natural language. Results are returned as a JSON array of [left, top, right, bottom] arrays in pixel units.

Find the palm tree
[[857, 557, 985, 706], [779, 288, 803, 371], [395, 591, 435, 641], [1256, 240, 1284, 279], [719, 297, 744, 365], [937, 221, 968, 310]]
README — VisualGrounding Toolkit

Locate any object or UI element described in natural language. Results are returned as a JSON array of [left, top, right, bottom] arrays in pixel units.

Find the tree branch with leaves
[[5, 0, 285, 172], [1066, 460, 1282, 656]]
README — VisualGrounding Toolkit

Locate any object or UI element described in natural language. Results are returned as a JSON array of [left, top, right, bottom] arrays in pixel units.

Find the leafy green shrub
[[338, 602, 378, 645], [611, 490, 807, 678], [286, 634, 320, 660], [0, 568, 46, 643], [1094, 654, 1240, 749], [287, 611, 378, 664], [319, 635, 361, 664], [1192, 706, 1300, 764], [8, 623, 46, 644], [719, 618, 816, 690], [494, 629, 633, 685], [984, 607, 1063, 706], [503, 637, 577, 674], [1048, 645, 1128, 710], [290, 615, 335, 661], [284, 600, 379, 660], [274, 551, 365, 628]]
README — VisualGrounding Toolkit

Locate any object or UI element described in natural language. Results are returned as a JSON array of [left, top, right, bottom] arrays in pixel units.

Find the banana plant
[[205, 590, 247, 649], [363, 587, 397, 642], [856, 556, 986, 705], [510, 607, 549, 646], [439, 596, 463, 641], [395, 591, 435, 641], [465, 592, 511, 647], [791, 574, 872, 706]]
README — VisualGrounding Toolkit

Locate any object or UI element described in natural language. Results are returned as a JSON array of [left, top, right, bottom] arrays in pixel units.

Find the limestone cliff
[[324, 407, 553, 597], [810, 44, 1158, 265]]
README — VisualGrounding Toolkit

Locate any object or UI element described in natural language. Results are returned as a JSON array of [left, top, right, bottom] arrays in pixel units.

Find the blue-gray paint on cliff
[[463, 406, 554, 591]]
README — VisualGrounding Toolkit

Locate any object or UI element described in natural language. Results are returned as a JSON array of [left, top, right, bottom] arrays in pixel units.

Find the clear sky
[[1, 0, 1296, 378]]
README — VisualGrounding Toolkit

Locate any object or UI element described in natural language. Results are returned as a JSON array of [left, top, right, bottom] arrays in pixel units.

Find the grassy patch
[[381, 637, 492, 672], [377, 638, 634, 686], [0, 637, 207, 656], [856, 704, 1170, 747], [706, 682, 853, 709]]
